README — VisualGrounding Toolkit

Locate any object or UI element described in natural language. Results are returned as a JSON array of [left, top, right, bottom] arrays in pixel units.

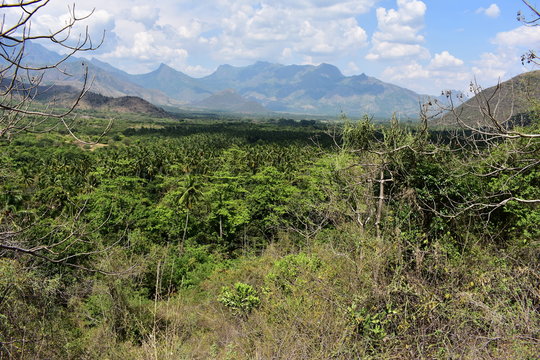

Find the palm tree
[[178, 174, 204, 250]]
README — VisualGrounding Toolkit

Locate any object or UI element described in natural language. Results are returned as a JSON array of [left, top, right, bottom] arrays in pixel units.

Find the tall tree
[[178, 174, 204, 250], [0, 1, 103, 262]]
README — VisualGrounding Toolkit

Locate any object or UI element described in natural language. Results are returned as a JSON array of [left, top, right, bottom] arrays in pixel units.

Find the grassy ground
[[75, 224, 539, 359]]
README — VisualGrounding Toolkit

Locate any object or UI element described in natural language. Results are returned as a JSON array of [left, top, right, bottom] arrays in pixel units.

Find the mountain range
[[18, 42, 438, 118], [11, 43, 540, 125]]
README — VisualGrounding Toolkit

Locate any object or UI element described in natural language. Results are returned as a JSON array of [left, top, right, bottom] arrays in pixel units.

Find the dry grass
[[83, 224, 540, 359]]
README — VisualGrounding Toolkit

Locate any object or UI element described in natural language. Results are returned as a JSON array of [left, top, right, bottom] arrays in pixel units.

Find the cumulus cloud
[[382, 59, 471, 94], [380, 50, 469, 94], [382, 61, 429, 80], [103, 31, 188, 62], [33, 6, 116, 54], [199, 2, 370, 66], [366, 42, 429, 60], [373, 0, 426, 43], [476, 4, 500, 18], [470, 25, 538, 85], [366, 0, 429, 61], [429, 51, 464, 69], [129, 6, 160, 28], [471, 52, 514, 85], [471, 24, 539, 80], [493, 25, 540, 48]]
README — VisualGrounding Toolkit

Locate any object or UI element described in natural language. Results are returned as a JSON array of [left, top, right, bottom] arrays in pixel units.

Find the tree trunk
[[375, 167, 385, 240], [181, 210, 190, 251], [219, 215, 223, 240]]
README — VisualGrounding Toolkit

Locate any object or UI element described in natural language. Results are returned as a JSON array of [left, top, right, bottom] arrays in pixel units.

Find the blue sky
[[23, 0, 540, 94]]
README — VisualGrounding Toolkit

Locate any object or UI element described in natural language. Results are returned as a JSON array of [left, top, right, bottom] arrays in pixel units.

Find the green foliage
[[347, 302, 398, 343], [2, 116, 540, 358], [342, 116, 375, 151], [81, 280, 154, 344], [218, 282, 261, 315], [266, 253, 322, 293], [143, 244, 224, 297], [0, 259, 82, 358]]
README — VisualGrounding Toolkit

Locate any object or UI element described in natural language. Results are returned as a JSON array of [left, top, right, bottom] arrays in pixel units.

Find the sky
[[16, 0, 540, 95]]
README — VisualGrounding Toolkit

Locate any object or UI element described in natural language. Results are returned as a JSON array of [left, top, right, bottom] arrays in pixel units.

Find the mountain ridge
[[22, 42, 451, 117], [32, 84, 169, 117]]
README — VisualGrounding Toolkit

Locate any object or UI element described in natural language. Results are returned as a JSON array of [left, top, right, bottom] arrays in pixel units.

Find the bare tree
[[518, 0, 539, 65], [0, 1, 122, 271], [0, 0, 102, 140], [340, 114, 430, 239], [418, 0, 540, 220]]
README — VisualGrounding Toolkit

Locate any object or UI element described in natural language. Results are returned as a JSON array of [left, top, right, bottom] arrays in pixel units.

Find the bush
[[218, 282, 261, 316]]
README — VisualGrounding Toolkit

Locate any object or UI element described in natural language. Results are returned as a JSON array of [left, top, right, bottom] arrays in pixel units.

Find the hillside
[[33, 84, 169, 117], [193, 89, 269, 114], [41, 60, 182, 107], [438, 70, 540, 127]]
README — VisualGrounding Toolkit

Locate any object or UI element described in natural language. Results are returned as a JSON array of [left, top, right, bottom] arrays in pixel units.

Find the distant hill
[[23, 42, 435, 117], [196, 61, 423, 117], [193, 89, 269, 114], [128, 63, 212, 103], [438, 71, 540, 127], [41, 60, 181, 107], [22, 43, 180, 106], [33, 84, 169, 117]]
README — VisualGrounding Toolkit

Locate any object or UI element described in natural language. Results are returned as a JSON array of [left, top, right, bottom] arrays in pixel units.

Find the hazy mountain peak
[[154, 62, 176, 74], [19, 41, 64, 67], [311, 63, 343, 80], [216, 64, 234, 71], [251, 61, 276, 69]]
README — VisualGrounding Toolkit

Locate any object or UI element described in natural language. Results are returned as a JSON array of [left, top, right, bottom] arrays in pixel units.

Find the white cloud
[[182, 65, 213, 77], [477, 4, 500, 18], [104, 31, 188, 62], [33, 7, 116, 53], [344, 61, 361, 75], [366, 42, 429, 60], [382, 59, 471, 94], [367, 0, 429, 61], [429, 51, 464, 69], [493, 25, 540, 48], [471, 52, 512, 84], [375, 6, 537, 94], [382, 61, 430, 80], [373, 0, 426, 43], [129, 6, 160, 28], [380, 51, 468, 94], [468, 25, 540, 85], [211, 4, 369, 64]]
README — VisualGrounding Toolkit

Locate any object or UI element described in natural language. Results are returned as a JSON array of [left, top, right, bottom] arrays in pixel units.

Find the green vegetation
[[1, 113, 539, 359]]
